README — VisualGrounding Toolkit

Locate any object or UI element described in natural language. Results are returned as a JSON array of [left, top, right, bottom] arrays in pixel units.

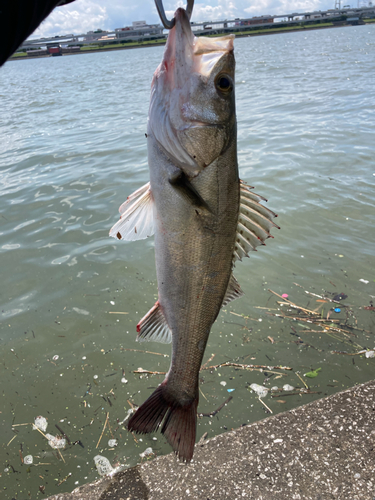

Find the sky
[[32, 0, 354, 38]]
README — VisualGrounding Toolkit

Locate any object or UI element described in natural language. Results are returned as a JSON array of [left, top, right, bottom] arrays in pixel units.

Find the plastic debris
[[334, 307, 341, 313], [304, 368, 321, 378], [94, 455, 114, 476], [282, 384, 294, 391], [139, 447, 153, 458], [250, 383, 268, 398], [220, 381, 227, 386], [108, 439, 118, 447], [46, 433, 66, 449], [359, 279, 369, 284], [33, 416, 48, 432], [281, 293, 288, 299], [365, 351, 375, 358], [23, 455, 33, 465], [227, 388, 235, 393], [271, 386, 279, 391], [52, 355, 59, 361]]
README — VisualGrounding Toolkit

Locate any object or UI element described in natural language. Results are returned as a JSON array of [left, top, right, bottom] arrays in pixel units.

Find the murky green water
[[1, 25, 374, 498]]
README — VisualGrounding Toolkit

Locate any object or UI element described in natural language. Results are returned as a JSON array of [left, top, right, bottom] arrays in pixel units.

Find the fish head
[[149, 8, 236, 178]]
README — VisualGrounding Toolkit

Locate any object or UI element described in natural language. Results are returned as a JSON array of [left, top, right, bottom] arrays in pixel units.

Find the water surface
[[1, 24, 374, 498]]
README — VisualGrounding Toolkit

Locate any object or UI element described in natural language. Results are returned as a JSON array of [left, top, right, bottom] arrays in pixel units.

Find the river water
[[1, 24, 374, 498]]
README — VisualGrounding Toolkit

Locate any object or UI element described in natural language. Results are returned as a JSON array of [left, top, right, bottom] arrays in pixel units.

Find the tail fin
[[127, 381, 198, 462]]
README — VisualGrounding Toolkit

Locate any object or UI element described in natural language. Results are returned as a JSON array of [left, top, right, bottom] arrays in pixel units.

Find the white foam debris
[[46, 433, 66, 449], [72, 307, 90, 315], [283, 384, 295, 391], [271, 386, 279, 391], [33, 416, 48, 432], [108, 439, 118, 448], [121, 377, 128, 384], [23, 455, 33, 465], [94, 455, 114, 476], [139, 447, 153, 458], [365, 350, 375, 358], [250, 383, 268, 398], [220, 381, 227, 386], [359, 279, 369, 284]]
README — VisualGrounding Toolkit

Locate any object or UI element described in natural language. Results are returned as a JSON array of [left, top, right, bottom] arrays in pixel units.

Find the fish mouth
[[149, 7, 236, 177]]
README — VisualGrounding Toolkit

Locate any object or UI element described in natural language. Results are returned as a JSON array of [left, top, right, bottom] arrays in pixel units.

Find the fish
[[109, 7, 278, 462]]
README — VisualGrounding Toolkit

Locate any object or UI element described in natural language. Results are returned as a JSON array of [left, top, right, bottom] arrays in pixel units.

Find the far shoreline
[[8, 20, 374, 62]]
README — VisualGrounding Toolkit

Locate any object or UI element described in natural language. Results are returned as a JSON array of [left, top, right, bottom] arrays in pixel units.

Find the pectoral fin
[[109, 182, 154, 241], [168, 170, 211, 213]]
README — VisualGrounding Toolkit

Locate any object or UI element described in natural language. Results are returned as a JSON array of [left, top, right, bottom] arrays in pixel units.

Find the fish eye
[[215, 74, 233, 94]]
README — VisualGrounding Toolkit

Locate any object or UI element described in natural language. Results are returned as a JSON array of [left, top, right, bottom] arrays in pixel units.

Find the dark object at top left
[[0, 0, 76, 66]]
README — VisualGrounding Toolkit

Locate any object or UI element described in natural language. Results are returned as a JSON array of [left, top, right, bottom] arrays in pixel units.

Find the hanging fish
[[110, 7, 278, 462]]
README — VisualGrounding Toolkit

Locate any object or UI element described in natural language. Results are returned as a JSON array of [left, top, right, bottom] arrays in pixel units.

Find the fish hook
[[154, 0, 194, 29]]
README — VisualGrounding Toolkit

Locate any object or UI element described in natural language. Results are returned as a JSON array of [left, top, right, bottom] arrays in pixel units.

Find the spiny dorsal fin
[[109, 182, 154, 241], [222, 274, 244, 306], [136, 301, 172, 344], [234, 181, 279, 262]]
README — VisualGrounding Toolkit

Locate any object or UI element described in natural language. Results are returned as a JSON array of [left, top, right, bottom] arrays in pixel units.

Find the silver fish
[[110, 7, 278, 462]]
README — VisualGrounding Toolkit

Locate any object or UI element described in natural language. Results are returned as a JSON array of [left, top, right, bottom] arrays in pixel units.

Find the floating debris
[[249, 384, 268, 398], [121, 377, 128, 384], [304, 368, 321, 378], [108, 439, 118, 447], [333, 293, 347, 301], [52, 355, 59, 361], [365, 351, 375, 358], [359, 279, 369, 284], [23, 455, 33, 465], [94, 455, 114, 476], [45, 434, 66, 449], [33, 416, 48, 432], [139, 447, 153, 458], [282, 384, 295, 391], [220, 381, 227, 386], [334, 307, 341, 313]]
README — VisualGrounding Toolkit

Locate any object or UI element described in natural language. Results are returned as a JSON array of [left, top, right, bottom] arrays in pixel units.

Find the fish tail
[[127, 380, 198, 462]]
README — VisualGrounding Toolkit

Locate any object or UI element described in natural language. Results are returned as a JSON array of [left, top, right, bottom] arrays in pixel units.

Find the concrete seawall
[[47, 380, 375, 500]]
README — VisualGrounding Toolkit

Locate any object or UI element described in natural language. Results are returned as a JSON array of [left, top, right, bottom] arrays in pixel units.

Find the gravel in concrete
[[47, 380, 375, 500]]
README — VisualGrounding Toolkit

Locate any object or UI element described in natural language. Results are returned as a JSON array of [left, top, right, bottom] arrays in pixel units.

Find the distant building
[[235, 17, 274, 26], [85, 30, 109, 41], [115, 21, 163, 40]]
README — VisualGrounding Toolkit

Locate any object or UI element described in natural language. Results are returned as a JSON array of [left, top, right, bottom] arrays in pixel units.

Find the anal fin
[[222, 274, 244, 306], [136, 301, 172, 344]]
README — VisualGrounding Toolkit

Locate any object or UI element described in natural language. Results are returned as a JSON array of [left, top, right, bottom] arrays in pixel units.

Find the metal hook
[[154, 0, 194, 30]]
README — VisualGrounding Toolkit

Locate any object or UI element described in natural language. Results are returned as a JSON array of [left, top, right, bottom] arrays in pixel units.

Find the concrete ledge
[[47, 380, 375, 500]]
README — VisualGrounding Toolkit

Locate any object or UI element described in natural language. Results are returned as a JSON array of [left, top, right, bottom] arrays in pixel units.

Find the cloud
[[33, 0, 109, 37], [31, 0, 336, 38]]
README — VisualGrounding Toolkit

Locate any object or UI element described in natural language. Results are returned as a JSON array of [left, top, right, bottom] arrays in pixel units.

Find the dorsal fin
[[109, 182, 154, 241], [234, 181, 279, 262]]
